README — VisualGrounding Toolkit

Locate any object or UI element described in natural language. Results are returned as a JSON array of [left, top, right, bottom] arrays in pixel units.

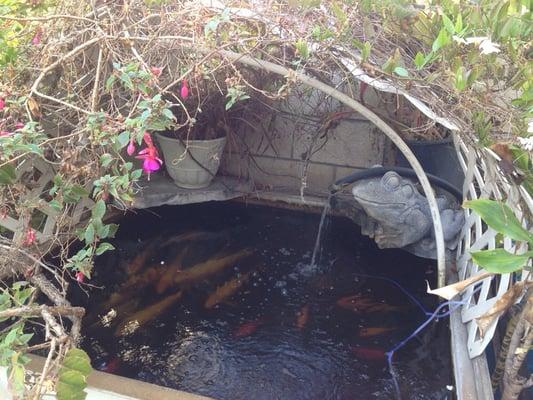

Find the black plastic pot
[[395, 136, 465, 191]]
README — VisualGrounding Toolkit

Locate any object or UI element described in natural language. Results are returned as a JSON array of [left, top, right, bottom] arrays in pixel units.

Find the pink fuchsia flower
[[14, 122, 24, 129], [150, 66, 162, 77], [0, 98, 5, 110], [31, 27, 43, 45], [75, 271, 85, 283], [136, 145, 162, 179], [180, 80, 189, 99], [127, 139, 136, 156], [0, 130, 11, 137], [23, 228, 36, 246]]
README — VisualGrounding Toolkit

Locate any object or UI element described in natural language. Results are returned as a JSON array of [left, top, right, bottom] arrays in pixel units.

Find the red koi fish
[[295, 304, 310, 330], [350, 346, 386, 362], [359, 327, 397, 338], [101, 356, 121, 373], [233, 319, 264, 338]]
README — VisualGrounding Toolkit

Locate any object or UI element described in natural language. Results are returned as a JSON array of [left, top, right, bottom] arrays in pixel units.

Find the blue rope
[[353, 272, 433, 316], [384, 283, 483, 400]]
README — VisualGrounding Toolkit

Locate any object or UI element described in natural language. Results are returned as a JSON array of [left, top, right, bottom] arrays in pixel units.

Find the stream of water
[[72, 202, 453, 400], [309, 194, 332, 269]]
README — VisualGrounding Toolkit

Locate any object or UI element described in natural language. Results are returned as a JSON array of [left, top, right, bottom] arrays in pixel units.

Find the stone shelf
[[131, 174, 253, 209]]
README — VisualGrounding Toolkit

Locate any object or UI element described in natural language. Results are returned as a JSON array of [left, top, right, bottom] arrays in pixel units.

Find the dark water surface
[[75, 202, 453, 400]]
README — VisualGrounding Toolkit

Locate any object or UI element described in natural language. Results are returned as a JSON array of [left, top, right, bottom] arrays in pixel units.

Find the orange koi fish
[[204, 271, 252, 309], [336, 294, 403, 313], [295, 304, 310, 329], [358, 327, 397, 337], [114, 291, 182, 336], [160, 231, 212, 247], [156, 247, 188, 294], [174, 249, 253, 286], [102, 266, 164, 309], [233, 318, 264, 338], [126, 242, 157, 275], [350, 346, 386, 362]]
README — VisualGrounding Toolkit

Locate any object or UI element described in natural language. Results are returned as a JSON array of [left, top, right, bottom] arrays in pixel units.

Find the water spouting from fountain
[[310, 193, 333, 268]]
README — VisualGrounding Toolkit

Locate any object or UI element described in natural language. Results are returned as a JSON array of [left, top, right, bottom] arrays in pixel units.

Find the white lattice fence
[[453, 135, 532, 358], [0, 157, 93, 246]]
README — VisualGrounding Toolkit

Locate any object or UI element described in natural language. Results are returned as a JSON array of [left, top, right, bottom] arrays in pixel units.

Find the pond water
[[74, 202, 453, 400]]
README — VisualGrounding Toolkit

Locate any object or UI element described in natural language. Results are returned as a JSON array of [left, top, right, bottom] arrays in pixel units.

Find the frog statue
[[351, 170, 465, 259]]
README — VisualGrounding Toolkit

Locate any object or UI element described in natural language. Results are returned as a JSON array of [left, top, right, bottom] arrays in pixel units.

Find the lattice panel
[[453, 135, 532, 358], [0, 157, 93, 246]]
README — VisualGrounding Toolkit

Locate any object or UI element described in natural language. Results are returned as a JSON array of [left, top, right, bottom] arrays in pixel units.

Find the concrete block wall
[[220, 84, 392, 198]]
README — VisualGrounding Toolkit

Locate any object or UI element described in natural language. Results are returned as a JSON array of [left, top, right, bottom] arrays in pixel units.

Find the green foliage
[[464, 199, 532, 273], [471, 249, 533, 274], [0, 282, 35, 396], [226, 85, 250, 110], [56, 348, 92, 400], [295, 39, 310, 60], [464, 199, 533, 242]]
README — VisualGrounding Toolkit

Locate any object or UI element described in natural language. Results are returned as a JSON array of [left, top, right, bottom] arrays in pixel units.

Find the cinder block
[[293, 120, 383, 168]]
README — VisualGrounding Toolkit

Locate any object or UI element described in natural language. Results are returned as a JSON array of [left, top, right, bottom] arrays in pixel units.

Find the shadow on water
[[72, 202, 453, 400]]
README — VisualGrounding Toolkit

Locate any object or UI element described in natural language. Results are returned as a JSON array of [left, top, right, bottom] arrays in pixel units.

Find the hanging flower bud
[[23, 228, 36, 246], [180, 80, 189, 99], [143, 131, 154, 147], [75, 271, 85, 283], [150, 66, 162, 77], [0, 97, 5, 111], [0, 130, 11, 137], [31, 27, 43, 45], [127, 139, 136, 156], [14, 122, 24, 129]]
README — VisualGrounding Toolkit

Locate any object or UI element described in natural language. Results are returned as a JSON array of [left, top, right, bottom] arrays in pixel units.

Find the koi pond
[[73, 202, 453, 400]]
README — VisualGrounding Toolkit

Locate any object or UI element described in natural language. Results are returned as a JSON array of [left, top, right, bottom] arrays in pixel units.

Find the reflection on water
[[74, 202, 453, 400]]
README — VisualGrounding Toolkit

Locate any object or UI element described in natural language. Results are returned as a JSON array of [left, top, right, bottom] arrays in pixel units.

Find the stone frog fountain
[[332, 167, 465, 259]]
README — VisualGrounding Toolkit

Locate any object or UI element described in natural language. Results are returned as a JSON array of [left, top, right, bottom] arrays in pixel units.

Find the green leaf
[[471, 249, 532, 273], [63, 185, 89, 203], [119, 72, 134, 90], [95, 242, 115, 256], [61, 349, 92, 376], [295, 39, 309, 59], [414, 52, 426, 69], [0, 164, 16, 185], [381, 55, 397, 74], [105, 75, 116, 91], [442, 14, 455, 34], [131, 169, 142, 180], [464, 199, 533, 243], [115, 131, 130, 150], [162, 108, 175, 121], [48, 199, 62, 211], [91, 199, 106, 220], [84, 224, 95, 245], [361, 41, 371, 61], [393, 66, 409, 77], [454, 14, 463, 33], [432, 28, 450, 52], [100, 153, 114, 167], [56, 348, 92, 400]]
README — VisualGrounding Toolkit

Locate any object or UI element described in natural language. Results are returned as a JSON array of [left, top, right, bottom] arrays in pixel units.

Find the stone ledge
[[131, 174, 253, 209]]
